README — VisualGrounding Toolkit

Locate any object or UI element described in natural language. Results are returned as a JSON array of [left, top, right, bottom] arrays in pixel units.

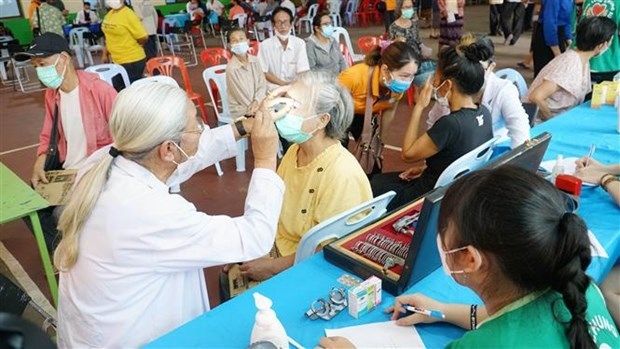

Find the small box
[[556, 174, 583, 196], [591, 81, 619, 108], [348, 276, 382, 319]]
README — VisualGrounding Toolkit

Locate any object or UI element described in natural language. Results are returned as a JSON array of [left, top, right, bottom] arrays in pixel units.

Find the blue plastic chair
[[495, 68, 528, 98], [294, 191, 396, 265], [434, 136, 500, 188]]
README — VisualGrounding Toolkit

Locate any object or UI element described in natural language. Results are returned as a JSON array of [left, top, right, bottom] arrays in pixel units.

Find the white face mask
[[106, 0, 122, 9], [275, 30, 290, 41], [432, 80, 449, 108], [171, 141, 195, 166], [230, 41, 250, 56], [436, 234, 467, 275]]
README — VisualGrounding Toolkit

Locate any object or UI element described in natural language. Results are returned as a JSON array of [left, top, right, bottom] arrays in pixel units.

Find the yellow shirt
[[338, 63, 403, 115], [275, 143, 373, 257], [386, 0, 396, 11], [102, 7, 147, 64]]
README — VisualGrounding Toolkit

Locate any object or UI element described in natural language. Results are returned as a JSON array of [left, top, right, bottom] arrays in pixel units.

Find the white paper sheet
[[324, 321, 425, 349], [589, 230, 608, 258], [539, 157, 597, 186]]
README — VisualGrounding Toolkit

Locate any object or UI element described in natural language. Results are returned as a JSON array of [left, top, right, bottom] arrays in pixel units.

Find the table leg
[[29, 212, 58, 307]]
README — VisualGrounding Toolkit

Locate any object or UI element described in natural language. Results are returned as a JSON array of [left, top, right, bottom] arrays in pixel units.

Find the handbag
[[43, 104, 63, 171], [353, 67, 384, 174]]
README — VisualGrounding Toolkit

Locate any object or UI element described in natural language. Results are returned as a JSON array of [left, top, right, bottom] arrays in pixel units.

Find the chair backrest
[[200, 47, 231, 68], [345, 0, 355, 13], [69, 27, 90, 47], [307, 3, 319, 18], [146, 56, 194, 93], [329, 0, 342, 14], [85, 63, 130, 89], [233, 13, 248, 27], [132, 75, 180, 87], [357, 35, 380, 54], [340, 42, 353, 67], [294, 191, 396, 265], [495, 68, 528, 98], [202, 65, 233, 123], [249, 40, 260, 55], [333, 27, 356, 58], [434, 136, 500, 188]]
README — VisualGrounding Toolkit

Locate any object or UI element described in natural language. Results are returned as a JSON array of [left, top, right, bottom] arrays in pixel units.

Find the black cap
[[13, 32, 71, 61]]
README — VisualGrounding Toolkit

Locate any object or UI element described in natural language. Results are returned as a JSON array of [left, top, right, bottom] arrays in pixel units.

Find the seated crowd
[[8, 1, 619, 347]]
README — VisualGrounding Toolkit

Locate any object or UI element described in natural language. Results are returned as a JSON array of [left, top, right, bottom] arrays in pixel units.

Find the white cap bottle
[[250, 293, 288, 349], [552, 154, 565, 181]]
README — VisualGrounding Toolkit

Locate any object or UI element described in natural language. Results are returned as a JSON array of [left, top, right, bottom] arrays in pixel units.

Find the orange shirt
[[386, 0, 396, 11], [228, 5, 245, 20], [28, 0, 40, 26], [338, 63, 403, 115]]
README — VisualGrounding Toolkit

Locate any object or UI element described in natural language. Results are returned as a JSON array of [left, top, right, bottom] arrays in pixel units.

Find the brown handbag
[[354, 67, 383, 174]]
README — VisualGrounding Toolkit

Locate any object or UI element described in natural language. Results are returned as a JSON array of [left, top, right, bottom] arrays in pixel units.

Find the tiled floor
[[0, 4, 535, 314]]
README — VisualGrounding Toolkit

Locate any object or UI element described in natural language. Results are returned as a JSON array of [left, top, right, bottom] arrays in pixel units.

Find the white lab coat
[[427, 73, 531, 148], [57, 125, 285, 348]]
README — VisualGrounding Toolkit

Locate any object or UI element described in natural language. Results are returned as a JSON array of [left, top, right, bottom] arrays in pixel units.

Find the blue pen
[[404, 305, 446, 319]]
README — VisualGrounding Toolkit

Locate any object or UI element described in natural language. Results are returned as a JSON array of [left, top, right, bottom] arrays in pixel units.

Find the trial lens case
[[323, 132, 552, 295]]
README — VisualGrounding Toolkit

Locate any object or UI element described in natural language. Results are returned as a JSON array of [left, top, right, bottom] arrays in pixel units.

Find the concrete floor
[[0, 4, 535, 327]]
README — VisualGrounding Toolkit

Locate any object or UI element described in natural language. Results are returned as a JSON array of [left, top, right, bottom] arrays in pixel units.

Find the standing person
[[582, 0, 620, 83], [54, 82, 285, 348], [370, 42, 492, 211], [338, 42, 419, 157], [526, 16, 616, 121], [531, 0, 573, 76], [226, 28, 268, 119], [76, 2, 100, 24], [305, 12, 347, 75], [437, 0, 464, 50], [48, 0, 68, 16], [321, 166, 619, 349], [29, 0, 41, 30], [430, 0, 440, 38], [14, 33, 117, 252], [32, 0, 65, 37], [489, 0, 503, 36], [132, 0, 158, 61], [384, 0, 397, 33], [259, 7, 310, 89], [501, 0, 525, 45], [102, 0, 148, 87]]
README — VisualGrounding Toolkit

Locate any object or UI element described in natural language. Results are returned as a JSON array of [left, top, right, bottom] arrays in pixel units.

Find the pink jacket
[[37, 71, 117, 163]]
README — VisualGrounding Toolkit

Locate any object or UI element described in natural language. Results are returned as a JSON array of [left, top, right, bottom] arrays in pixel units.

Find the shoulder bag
[[353, 67, 384, 174]]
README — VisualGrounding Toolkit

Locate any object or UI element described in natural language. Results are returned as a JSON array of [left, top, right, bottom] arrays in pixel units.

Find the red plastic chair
[[146, 56, 214, 127], [200, 48, 231, 68], [357, 36, 381, 54], [248, 40, 260, 56], [406, 84, 415, 106]]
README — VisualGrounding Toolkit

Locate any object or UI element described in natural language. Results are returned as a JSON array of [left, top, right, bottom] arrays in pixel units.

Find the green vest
[[582, 0, 620, 73], [447, 283, 619, 348]]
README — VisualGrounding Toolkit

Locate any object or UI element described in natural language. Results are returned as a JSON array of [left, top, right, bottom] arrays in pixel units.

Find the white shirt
[[259, 35, 310, 89], [57, 125, 285, 348], [132, 0, 158, 36], [76, 9, 99, 24], [427, 73, 530, 148], [210, 0, 225, 16], [280, 0, 296, 15], [59, 86, 88, 169]]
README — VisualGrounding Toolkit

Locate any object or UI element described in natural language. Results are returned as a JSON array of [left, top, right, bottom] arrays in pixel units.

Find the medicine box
[[348, 276, 382, 319]]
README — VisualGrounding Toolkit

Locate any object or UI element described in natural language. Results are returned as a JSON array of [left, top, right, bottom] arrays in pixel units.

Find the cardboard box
[[348, 276, 382, 319]]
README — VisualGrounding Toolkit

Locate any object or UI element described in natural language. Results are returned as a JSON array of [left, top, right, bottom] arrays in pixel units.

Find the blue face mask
[[275, 113, 320, 144], [386, 72, 412, 94], [401, 8, 415, 19], [36, 55, 66, 89], [321, 25, 335, 37]]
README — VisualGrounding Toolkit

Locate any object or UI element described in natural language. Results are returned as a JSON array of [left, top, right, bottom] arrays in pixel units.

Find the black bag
[[43, 104, 63, 171]]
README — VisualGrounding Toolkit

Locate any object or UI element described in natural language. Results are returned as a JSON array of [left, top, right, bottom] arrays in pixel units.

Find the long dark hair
[[439, 166, 595, 349]]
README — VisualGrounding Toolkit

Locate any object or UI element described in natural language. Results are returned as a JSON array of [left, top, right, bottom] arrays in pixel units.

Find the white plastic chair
[[202, 65, 247, 172], [69, 27, 104, 68], [85, 63, 130, 89], [343, 0, 358, 26], [333, 27, 363, 63], [297, 3, 319, 34], [254, 20, 273, 41], [328, 0, 342, 27], [162, 18, 198, 66], [132, 75, 179, 87], [233, 13, 248, 28], [294, 191, 396, 265], [495, 68, 528, 99], [434, 136, 500, 188]]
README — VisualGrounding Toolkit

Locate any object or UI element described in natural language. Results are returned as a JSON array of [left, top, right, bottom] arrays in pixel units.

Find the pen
[[585, 144, 596, 168], [404, 305, 446, 319]]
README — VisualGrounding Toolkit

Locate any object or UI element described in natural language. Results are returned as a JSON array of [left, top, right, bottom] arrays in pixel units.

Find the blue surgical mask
[[275, 113, 320, 144], [321, 25, 335, 37], [36, 55, 66, 89], [386, 72, 412, 94], [231, 41, 250, 56], [401, 8, 414, 19]]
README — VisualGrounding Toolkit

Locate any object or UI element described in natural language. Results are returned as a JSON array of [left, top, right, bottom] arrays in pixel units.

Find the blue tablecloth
[[164, 13, 190, 27], [62, 23, 102, 37], [146, 103, 620, 348]]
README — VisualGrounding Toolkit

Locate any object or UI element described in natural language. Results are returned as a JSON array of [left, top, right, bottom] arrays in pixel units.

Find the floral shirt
[[388, 19, 422, 57], [33, 2, 65, 37]]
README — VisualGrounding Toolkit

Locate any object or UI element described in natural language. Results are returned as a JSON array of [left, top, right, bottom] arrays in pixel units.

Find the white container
[[552, 154, 565, 181], [250, 293, 288, 349]]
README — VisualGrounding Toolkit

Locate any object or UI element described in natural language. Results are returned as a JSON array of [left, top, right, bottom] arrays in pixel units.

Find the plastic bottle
[[552, 154, 565, 181], [250, 293, 288, 349]]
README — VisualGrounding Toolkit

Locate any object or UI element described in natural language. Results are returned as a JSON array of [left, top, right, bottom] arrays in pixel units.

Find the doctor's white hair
[[294, 70, 354, 140], [54, 82, 190, 271]]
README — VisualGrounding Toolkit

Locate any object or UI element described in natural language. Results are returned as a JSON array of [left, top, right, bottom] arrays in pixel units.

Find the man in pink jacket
[[15, 33, 117, 251]]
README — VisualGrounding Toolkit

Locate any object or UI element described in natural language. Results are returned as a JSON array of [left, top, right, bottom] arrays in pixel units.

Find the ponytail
[[364, 45, 382, 66], [551, 212, 596, 349]]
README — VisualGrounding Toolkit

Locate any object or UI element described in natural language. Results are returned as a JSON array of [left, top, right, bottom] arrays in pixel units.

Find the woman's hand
[[238, 257, 274, 281], [318, 336, 356, 349], [574, 156, 610, 185], [386, 293, 446, 326], [31, 154, 48, 187], [415, 78, 433, 111], [398, 163, 427, 181]]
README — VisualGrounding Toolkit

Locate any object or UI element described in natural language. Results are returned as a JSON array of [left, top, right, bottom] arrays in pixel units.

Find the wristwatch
[[234, 117, 248, 138]]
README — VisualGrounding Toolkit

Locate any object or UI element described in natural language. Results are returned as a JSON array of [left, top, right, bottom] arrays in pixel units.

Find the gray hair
[[294, 70, 354, 140]]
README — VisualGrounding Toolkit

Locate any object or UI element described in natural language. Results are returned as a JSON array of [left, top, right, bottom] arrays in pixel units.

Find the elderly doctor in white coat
[[54, 82, 289, 348]]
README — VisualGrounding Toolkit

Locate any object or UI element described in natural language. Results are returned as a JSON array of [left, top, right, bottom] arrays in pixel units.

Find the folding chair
[[434, 136, 500, 188]]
